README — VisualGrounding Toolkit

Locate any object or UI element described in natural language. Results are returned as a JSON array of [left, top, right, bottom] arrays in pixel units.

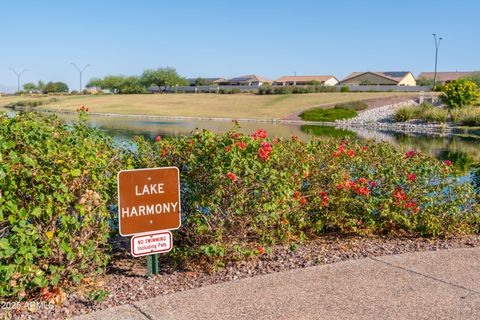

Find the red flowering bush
[[134, 129, 480, 268]]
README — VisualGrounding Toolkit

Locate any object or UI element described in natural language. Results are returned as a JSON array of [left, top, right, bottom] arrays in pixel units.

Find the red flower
[[394, 188, 408, 203], [257, 246, 265, 255], [281, 219, 288, 225], [261, 141, 272, 151], [369, 181, 378, 187], [357, 187, 369, 196], [336, 184, 343, 190], [226, 146, 232, 153], [258, 141, 272, 160], [404, 200, 419, 213], [238, 141, 246, 149], [227, 172, 237, 181], [273, 137, 279, 145], [405, 150, 416, 158], [300, 197, 306, 205], [230, 133, 241, 139], [347, 150, 355, 157], [188, 140, 195, 145], [291, 134, 298, 142], [359, 178, 367, 184], [407, 173, 416, 181], [361, 146, 368, 151], [155, 136, 162, 142], [444, 160, 452, 167], [252, 129, 268, 139]]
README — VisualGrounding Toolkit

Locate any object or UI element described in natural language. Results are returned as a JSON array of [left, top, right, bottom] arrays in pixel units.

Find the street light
[[10, 68, 28, 93], [432, 33, 443, 90], [71, 63, 90, 92]]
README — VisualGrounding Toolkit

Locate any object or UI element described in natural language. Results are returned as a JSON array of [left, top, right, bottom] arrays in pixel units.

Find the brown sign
[[117, 167, 181, 236]]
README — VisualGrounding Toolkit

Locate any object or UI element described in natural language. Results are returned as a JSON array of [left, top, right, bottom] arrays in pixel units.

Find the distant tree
[[417, 78, 434, 86], [87, 75, 146, 94], [44, 82, 69, 93], [194, 77, 213, 86], [37, 80, 46, 93], [23, 82, 37, 92], [306, 80, 321, 86], [141, 67, 188, 92]]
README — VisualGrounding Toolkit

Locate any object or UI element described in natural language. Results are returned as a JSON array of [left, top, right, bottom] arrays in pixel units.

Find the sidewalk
[[73, 248, 480, 320]]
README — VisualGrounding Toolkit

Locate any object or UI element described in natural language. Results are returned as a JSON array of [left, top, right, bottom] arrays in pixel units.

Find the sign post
[[117, 167, 181, 276]]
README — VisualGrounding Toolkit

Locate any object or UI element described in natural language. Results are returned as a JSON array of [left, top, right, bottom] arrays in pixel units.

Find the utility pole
[[10, 68, 28, 93], [432, 33, 443, 90], [71, 63, 90, 92]]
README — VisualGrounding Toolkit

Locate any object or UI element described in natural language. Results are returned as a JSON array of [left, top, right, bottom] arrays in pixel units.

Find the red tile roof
[[417, 72, 480, 81], [275, 75, 337, 83]]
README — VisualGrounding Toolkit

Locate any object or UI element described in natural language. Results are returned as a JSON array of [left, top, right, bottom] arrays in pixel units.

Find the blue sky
[[1, 0, 479, 91]]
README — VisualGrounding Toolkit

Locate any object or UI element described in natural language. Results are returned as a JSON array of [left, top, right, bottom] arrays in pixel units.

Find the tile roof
[[275, 75, 337, 82], [227, 74, 273, 83], [417, 72, 480, 81], [341, 71, 412, 83]]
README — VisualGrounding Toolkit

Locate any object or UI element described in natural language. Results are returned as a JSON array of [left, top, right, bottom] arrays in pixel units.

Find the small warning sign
[[131, 231, 173, 257]]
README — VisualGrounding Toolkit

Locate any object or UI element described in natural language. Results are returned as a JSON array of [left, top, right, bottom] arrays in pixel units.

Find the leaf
[[23, 156, 36, 167], [31, 207, 42, 217], [70, 169, 82, 177]]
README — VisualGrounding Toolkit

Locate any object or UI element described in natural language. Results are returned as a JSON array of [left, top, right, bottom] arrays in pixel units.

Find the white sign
[[131, 231, 173, 257]]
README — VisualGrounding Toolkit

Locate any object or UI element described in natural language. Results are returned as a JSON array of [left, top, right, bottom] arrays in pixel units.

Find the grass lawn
[[300, 108, 357, 121], [1, 92, 417, 120]]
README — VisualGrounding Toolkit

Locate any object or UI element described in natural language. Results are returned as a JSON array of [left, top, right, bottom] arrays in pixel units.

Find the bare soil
[[9, 234, 480, 319]]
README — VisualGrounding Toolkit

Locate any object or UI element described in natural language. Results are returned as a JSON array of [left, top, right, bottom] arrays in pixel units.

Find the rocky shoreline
[[335, 99, 453, 136]]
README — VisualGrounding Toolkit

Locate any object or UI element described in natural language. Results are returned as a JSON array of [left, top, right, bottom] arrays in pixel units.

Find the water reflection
[[1, 108, 479, 174]]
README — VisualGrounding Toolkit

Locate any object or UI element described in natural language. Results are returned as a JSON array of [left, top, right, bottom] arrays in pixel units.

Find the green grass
[[300, 107, 358, 122]]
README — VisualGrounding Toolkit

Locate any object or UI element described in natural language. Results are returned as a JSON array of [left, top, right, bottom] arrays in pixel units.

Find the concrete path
[[73, 248, 480, 320]]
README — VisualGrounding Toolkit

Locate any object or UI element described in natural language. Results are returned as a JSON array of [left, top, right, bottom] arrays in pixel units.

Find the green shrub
[[2, 98, 59, 109], [451, 106, 480, 126], [394, 104, 425, 122], [134, 129, 480, 268], [274, 86, 293, 94], [441, 79, 480, 108], [340, 86, 350, 92], [0, 112, 125, 299], [422, 107, 448, 123], [335, 101, 368, 112], [300, 108, 357, 122]]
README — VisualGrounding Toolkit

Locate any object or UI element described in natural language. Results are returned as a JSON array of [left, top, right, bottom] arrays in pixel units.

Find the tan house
[[274, 75, 339, 86], [219, 75, 273, 86], [339, 71, 417, 86], [417, 71, 480, 84]]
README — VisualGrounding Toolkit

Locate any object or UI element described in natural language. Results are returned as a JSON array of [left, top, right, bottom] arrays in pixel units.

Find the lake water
[[2, 107, 480, 173]]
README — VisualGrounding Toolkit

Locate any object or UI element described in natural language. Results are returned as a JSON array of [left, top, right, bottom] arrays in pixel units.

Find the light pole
[[10, 68, 28, 93], [71, 63, 90, 92], [432, 33, 443, 90]]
